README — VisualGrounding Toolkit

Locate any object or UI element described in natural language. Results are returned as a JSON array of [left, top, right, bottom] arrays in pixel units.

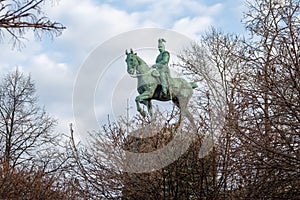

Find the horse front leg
[[142, 100, 153, 118], [135, 95, 146, 117], [135, 91, 152, 117]]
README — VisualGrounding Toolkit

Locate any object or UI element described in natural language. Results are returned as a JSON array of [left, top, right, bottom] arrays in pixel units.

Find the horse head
[[125, 49, 139, 76]]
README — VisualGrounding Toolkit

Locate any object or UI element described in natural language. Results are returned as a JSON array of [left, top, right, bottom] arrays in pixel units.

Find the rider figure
[[153, 38, 170, 98]]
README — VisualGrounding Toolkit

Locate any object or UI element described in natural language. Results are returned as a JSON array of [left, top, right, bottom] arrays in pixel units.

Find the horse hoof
[[140, 111, 146, 118]]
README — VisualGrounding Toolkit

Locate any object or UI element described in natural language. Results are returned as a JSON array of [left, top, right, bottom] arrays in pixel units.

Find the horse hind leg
[[174, 91, 193, 118], [171, 96, 187, 129]]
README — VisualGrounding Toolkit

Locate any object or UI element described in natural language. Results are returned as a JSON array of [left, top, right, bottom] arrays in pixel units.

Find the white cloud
[[41, 0, 223, 57], [0, 32, 42, 68], [173, 16, 213, 38], [128, 0, 221, 29], [22, 53, 74, 133], [44, 0, 139, 58], [27, 54, 70, 93]]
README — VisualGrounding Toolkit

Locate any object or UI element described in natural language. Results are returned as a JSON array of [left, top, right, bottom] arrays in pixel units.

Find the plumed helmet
[[158, 38, 166, 44]]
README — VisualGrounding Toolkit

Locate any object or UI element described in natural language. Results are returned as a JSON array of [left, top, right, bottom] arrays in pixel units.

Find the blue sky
[[0, 0, 247, 141]]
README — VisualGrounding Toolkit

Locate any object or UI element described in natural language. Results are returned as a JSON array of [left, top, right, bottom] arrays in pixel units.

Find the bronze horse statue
[[125, 49, 197, 118]]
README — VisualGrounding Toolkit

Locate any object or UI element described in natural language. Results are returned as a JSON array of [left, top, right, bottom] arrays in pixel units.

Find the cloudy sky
[[0, 0, 246, 141]]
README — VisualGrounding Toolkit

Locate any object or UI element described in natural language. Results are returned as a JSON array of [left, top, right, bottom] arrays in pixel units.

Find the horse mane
[[135, 54, 148, 66]]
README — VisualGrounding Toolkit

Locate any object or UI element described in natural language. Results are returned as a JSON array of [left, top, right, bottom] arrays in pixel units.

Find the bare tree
[[0, 69, 56, 168], [227, 0, 300, 198], [178, 0, 300, 198], [69, 106, 219, 200], [0, 69, 76, 199], [0, 0, 65, 48], [178, 26, 246, 198]]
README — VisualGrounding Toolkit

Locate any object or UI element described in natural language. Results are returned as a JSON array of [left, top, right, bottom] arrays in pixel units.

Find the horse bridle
[[128, 61, 155, 78]]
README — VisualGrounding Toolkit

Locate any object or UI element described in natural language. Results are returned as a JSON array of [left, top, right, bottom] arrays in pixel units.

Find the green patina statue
[[153, 38, 170, 98], [125, 39, 197, 118]]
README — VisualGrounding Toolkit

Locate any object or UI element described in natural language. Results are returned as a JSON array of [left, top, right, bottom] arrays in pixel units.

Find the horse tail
[[189, 82, 198, 89]]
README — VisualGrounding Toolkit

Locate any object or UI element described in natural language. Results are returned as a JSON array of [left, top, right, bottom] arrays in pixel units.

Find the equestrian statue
[[125, 38, 197, 118]]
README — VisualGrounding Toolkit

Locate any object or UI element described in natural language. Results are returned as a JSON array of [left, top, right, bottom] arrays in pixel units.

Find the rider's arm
[[158, 51, 170, 65]]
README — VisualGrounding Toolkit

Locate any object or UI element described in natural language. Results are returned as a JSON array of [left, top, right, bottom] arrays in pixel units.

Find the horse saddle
[[151, 69, 160, 77]]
